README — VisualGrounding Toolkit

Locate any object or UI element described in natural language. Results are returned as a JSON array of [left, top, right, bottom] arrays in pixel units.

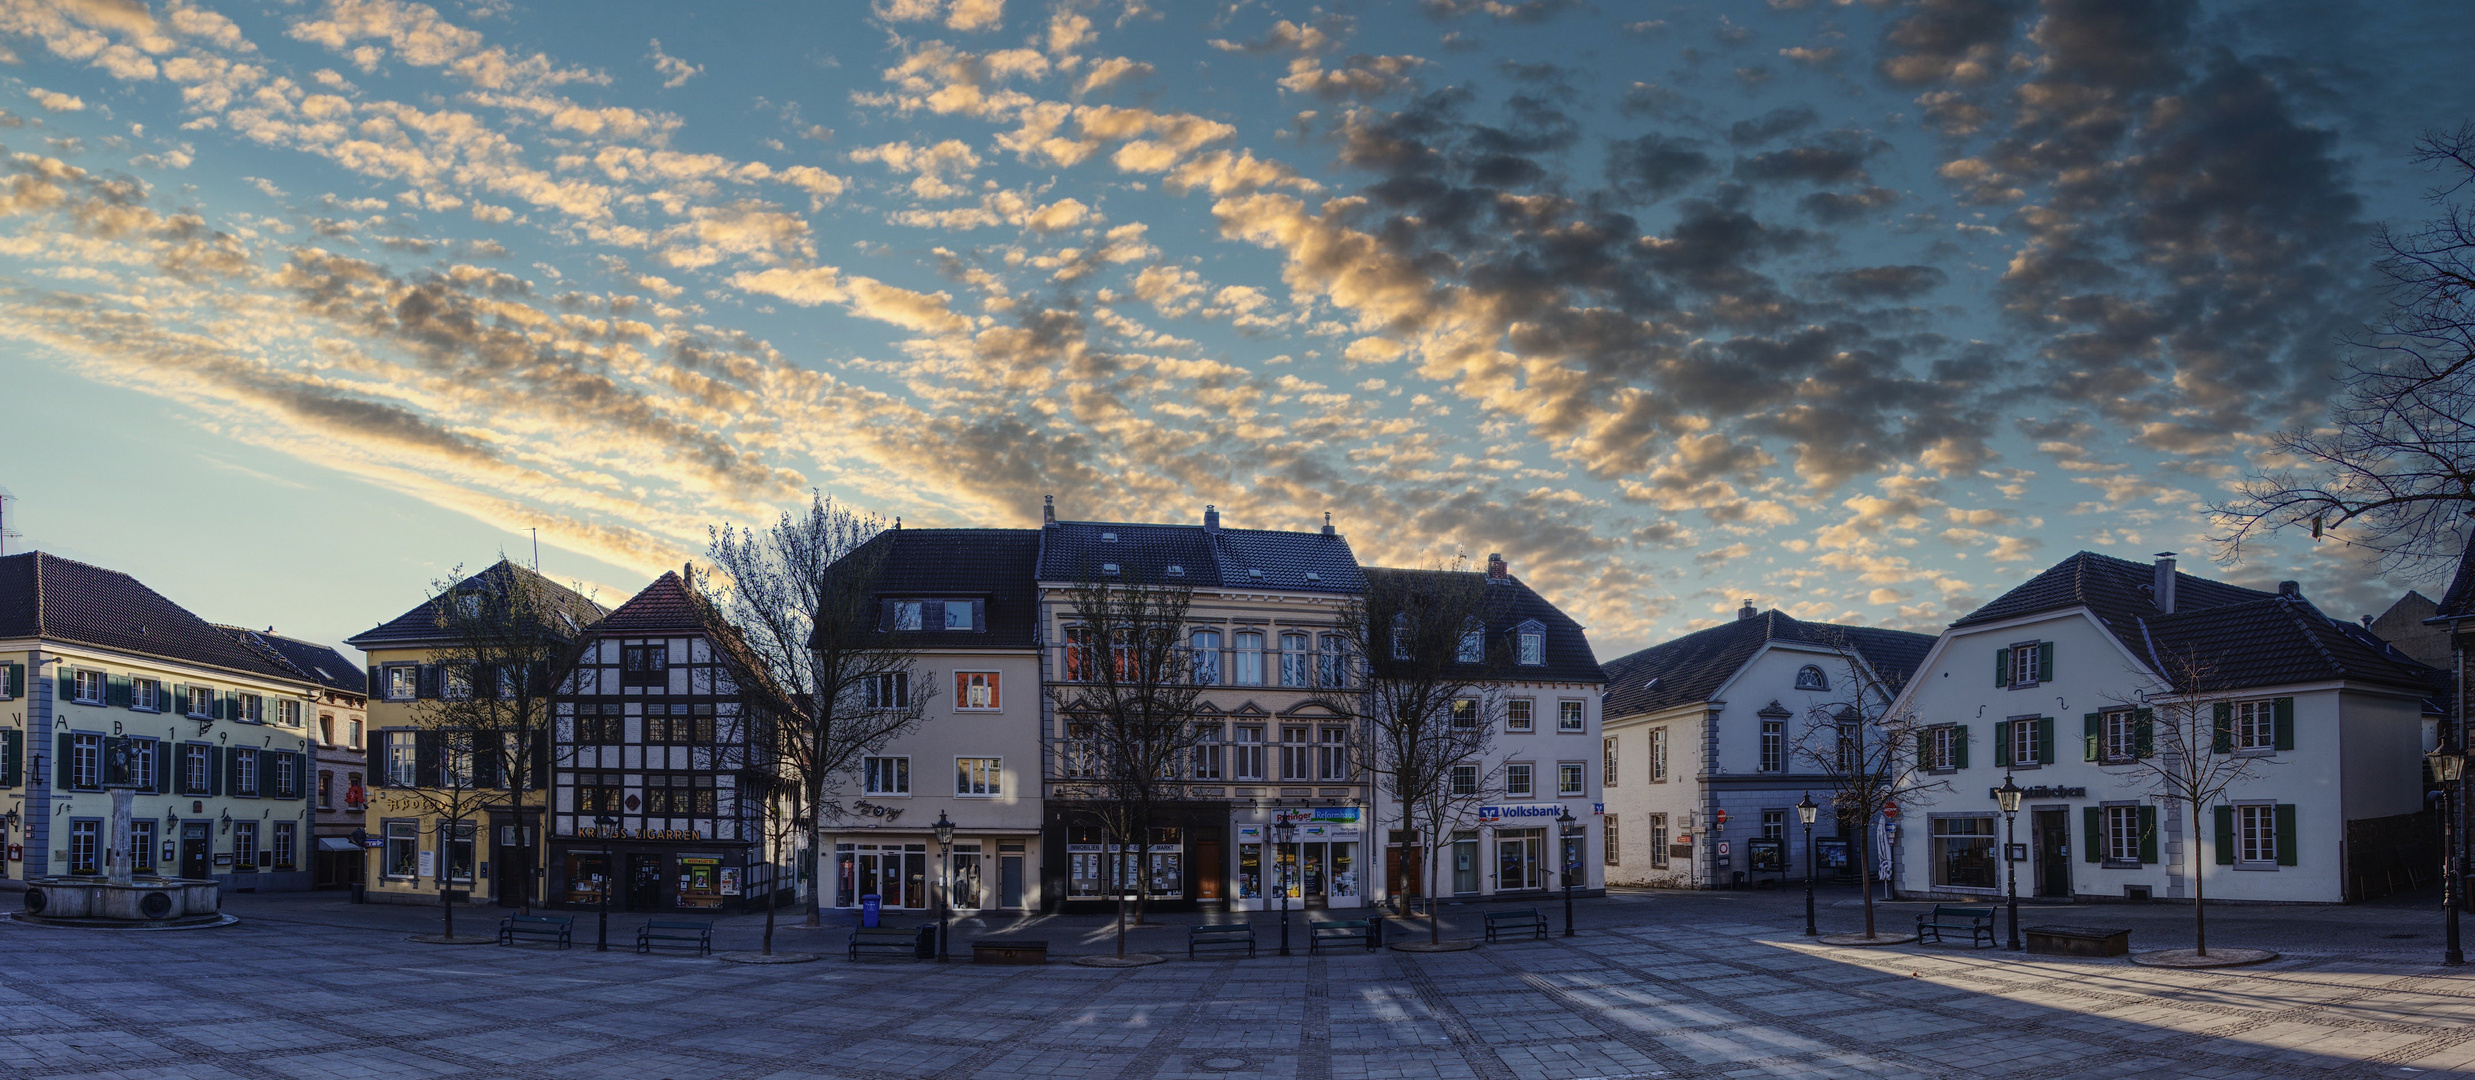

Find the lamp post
[[1996, 773, 2024, 952], [592, 814, 620, 952], [932, 810, 955, 962], [1274, 814, 1296, 957], [1797, 793, 1819, 937], [2429, 743, 2466, 967], [1557, 807, 1579, 936]]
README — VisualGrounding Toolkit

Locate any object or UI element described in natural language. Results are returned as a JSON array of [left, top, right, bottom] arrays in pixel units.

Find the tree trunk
[[1114, 833, 1130, 957], [1858, 822, 1877, 938], [762, 853, 780, 955], [803, 786, 824, 928], [442, 878, 456, 938], [2191, 797, 2208, 957], [1427, 834, 1444, 944]]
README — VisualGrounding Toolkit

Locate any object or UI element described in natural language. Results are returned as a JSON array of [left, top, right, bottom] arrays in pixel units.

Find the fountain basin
[[17, 876, 225, 928]]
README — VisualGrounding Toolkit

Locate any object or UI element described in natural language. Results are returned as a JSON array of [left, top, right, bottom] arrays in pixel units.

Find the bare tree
[[1334, 565, 1504, 944], [1792, 635, 1940, 940], [2214, 124, 2475, 575], [1048, 569, 1208, 958], [2097, 648, 2274, 958], [706, 494, 934, 940]]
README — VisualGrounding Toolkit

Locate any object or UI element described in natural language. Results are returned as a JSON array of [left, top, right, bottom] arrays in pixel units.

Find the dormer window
[[1516, 626, 1545, 666], [891, 600, 977, 632], [1795, 665, 1829, 691], [1167, 564, 1185, 577], [1102, 563, 1120, 576]]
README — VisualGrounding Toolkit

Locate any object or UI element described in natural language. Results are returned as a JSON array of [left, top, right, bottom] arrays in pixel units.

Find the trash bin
[[915, 924, 937, 959]]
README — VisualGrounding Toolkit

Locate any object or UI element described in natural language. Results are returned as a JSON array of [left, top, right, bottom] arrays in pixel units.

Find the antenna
[[531, 527, 540, 571], [0, 486, 18, 556]]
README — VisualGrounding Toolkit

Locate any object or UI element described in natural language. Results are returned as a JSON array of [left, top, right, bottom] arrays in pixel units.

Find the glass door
[[1497, 829, 1544, 891], [1238, 843, 1262, 900]]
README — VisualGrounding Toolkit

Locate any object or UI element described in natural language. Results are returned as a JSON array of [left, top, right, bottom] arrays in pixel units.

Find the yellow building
[[346, 561, 604, 907]]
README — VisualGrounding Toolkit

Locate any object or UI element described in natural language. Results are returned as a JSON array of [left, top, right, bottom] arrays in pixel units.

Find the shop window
[[1497, 828, 1545, 890], [441, 821, 476, 884], [383, 820, 418, 879], [1931, 815, 1996, 889], [677, 857, 725, 910], [1507, 699, 1534, 732], [566, 852, 612, 904]]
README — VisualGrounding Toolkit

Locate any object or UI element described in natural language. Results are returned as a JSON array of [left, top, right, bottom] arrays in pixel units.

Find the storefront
[[546, 826, 769, 913], [1227, 804, 1365, 912], [829, 830, 1041, 914], [1043, 802, 1223, 913]]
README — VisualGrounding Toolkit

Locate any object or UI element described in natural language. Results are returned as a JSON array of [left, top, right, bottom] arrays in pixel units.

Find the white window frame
[[130, 678, 161, 712], [1192, 725, 1223, 780], [2105, 804, 2143, 865], [2012, 719, 2039, 767], [956, 757, 1002, 797], [1557, 761, 1584, 798], [1557, 700, 1584, 733], [2236, 802, 2278, 867], [1602, 736, 1618, 789], [73, 669, 106, 704], [1506, 698, 1535, 733], [1516, 629, 1544, 666], [2234, 700, 2275, 751], [2010, 642, 2043, 688], [1760, 720, 1784, 773], [1450, 763, 1479, 797], [1190, 630, 1222, 685], [956, 671, 1000, 711], [2103, 709, 2139, 762], [1650, 727, 1668, 782], [1233, 726, 1266, 781], [385, 666, 417, 701], [863, 756, 911, 796], [1927, 725, 1957, 772], [1451, 699, 1479, 730], [1317, 726, 1350, 782], [1504, 762, 1534, 798]]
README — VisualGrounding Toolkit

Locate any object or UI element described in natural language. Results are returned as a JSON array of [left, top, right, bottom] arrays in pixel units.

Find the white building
[[1890, 552, 2440, 905]]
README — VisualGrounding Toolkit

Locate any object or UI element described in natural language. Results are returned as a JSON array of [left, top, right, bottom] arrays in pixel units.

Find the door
[[1451, 833, 1479, 894], [1388, 832, 1423, 902], [2035, 809, 2071, 898], [1194, 837, 1223, 901], [180, 823, 210, 879], [627, 854, 665, 911], [1301, 842, 1327, 908], [999, 848, 1026, 909]]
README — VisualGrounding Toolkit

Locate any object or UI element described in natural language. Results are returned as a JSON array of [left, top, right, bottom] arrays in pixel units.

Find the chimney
[[1321, 511, 1335, 537], [1203, 505, 1220, 534], [2278, 580, 2300, 599], [1738, 599, 1758, 621], [1042, 494, 1055, 526], [2153, 552, 2177, 614], [1486, 552, 1508, 582]]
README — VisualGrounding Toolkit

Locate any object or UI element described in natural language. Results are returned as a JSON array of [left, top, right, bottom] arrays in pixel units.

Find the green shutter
[[2083, 806, 2102, 863], [57, 732, 73, 789], [58, 669, 74, 701], [4, 662, 22, 698], [1995, 648, 2011, 687], [0, 728, 18, 787], [1953, 726, 1969, 770], [2214, 805, 2235, 865], [173, 686, 188, 716], [2273, 698, 2294, 751], [2212, 702, 2233, 754], [2275, 804, 2297, 865], [207, 746, 223, 796], [1994, 720, 2011, 767], [2035, 718, 2055, 765], [2138, 805, 2158, 864], [152, 742, 173, 794], [2133, 709, 2154, 759], [107, 674, 130, 708], [2036, 642, 2054, 683], [1916, 732, 1932, 769], [2084, 713, 2102, 761]]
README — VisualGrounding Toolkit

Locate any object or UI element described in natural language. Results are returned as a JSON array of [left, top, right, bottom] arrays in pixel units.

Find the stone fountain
[[15, 773, 225, 929]]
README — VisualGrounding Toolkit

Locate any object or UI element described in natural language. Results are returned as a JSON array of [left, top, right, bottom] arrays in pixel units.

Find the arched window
[[1232, 630, 1266, 685], [1795, 665, 1829, 691], [1279, 632, 1311, 687], [1189, 630, 1222, 685]]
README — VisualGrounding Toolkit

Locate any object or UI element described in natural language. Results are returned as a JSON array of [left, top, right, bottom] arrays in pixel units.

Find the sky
[[1, 0, 2469, 665]]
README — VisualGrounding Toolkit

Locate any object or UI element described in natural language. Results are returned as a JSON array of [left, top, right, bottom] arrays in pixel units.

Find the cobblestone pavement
[[2, 888, 2471, 1080]]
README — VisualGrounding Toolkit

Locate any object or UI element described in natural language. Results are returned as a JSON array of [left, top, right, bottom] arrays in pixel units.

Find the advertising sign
[[1747, 837, 1785, 873], [1476, 803, 1568, 824]]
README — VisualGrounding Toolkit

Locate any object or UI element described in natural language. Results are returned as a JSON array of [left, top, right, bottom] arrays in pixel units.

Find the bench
[[972, 939, 1049, 965], [1308, 916, 1383, 954], [497, 914, 573, 949], [2024, 924, 2131, 957], [849, 924, 934, 960], [1482, 908, 1548, 943], [637, 918, 714, 956], [1915, 905, 1997, 948], [1189, 922, 1257, 959]]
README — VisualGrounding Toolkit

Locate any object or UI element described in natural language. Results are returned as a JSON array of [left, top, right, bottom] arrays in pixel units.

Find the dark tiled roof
[[219, 626, 368, 694], [848, 528, 1043, 650], [1363, 567, 1605, 684], [0, 551, 302, 682], [1601, 610, 1934, 718], [1951, 551, 2273, 644], [2137, 596, 2442, 696], [2435, 528, 2475, 620], [346, 560, 607, 650], [596, 572, 709, 635], [1037, 518, 1364, 594]]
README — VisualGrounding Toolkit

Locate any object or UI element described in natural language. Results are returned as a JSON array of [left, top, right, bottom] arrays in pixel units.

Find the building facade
[[1599, 603, 1932, 890], [546, 570, 793, 914], [348, 560, 605, 908], [1, 552, 318, 891], [1891, 552, 2439, 905], [221, 627, 368, 889]]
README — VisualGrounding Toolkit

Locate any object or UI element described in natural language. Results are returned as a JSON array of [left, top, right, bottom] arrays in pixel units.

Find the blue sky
[[1, 0, 2467, 663]]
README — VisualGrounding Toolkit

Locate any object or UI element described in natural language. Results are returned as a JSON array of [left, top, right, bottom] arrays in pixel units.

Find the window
[[1451, 699, 1479, 729], [384, 820, 418, 879], [1507, 699, 1535, 732], [2105, 805, 2148, 864], [1190, 630, 1221, 685], [1193, 725, 1223, 780], [1559, 700, 1584, 733], [956, 672, 1000, 710], [1557, 762, 1584, 797], [442, 821, 476, 884], [1924, 725, 1962, 771], [70, 733, 101, 789], [956, 757, 1002, 797], [130, 678, 161, 711], [2012, 719, 2041, 766], [1931, 815, 1997, 888], [2233, 700, 2275, 751], [272, 823, 297, 871], [1318, 727, 1350, 781], [1649, 727, 1668, 782], [69, 819, 100, 875], [1450, 763, 1479, 796], [859, 671, 909, 710], [1604, 814, 1620, 866], [1456, 623, 1483, 663], [280, 699, 302, 726], [1505, 762, 1534, 798], [620, 645, 668, 687], [1603, 737, 1618, 788], [440, 666, 473, 701], [385, 666, 418, 701], [1390, 613, 1414, 660], [234, 693, 263, 723], [320, 770, 335, 809], [186, 686, 215, 718], [347, 772, 363, 808], [1794, 665, 1829, 691], [234, 748, 260, 796], [1230, 630, 1266, 685], [894, 601, 923, 631], [1317, 634, 1349, 687], [319, 715, 336, 746], [1278, 632, 1310, 687], [576, 704, 623, 743], [1998, 641, 2052, 688], [643, 774, 717, 815], [1762, 809, 1784, 840], [2101, 709, 2143, 762], [348, 718, 363, 749], [573, 772, 623, 812], [864, 756, 911, 795], [273, 751, 299, 798], [127, 739, 156, 792], [183, 744, 211, 794], [130, 821, 156, 873], [1233, 726, 1265, 781], [1279, 726, 1310, 781], [2238, 804, 2277, 865], [73, 669, 106, 704], [945, 602, 973, 630], [1517, 627, 1544, 666], [1649, 813, 1668, 869], [233, 822, 258, 870], [644, 704, 716, 745], [1760, 720, 1784, 773]]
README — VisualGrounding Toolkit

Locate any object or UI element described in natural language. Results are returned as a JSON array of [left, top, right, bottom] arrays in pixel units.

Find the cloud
[[29, 89, 88, 112], [647, 38, 701, 88]]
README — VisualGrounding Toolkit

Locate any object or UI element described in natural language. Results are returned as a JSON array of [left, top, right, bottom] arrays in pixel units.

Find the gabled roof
[[2434, 528, 2475, 621], [1951, 551, 2273, 644], [847, 528, 1043, 649], [0, 551, 302, 683], [594, 571, 711, 636], [347, 560, 607, 650], [1363, 567, 1605, 684], [219, 626, 368, 694], [1037, 518, 1364, 594], [1601, 610, 1933, 718], [2137, 595, 2441, 696]]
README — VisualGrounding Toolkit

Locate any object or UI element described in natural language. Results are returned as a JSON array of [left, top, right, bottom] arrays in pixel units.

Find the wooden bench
[[849, 925, 932, 960], [1482, 908, 1547, 943], [637, 918, 714, 956], [1189, 922, 1257, 959], [1308, 916, 1383, 954], [972, 939, 1049, 965], [498, 914, 573, 949], [1915, 905, 1997, 948], [2024, 924, 2130, 957]]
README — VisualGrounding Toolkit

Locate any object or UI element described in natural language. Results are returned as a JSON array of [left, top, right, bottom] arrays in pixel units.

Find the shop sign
[[1066, 844, 1105, 853], [1273, 807, 1362, 824], [1235, 825, 1262, 840], [1476, 803, 1567, 824], [1987, 785, 2085, 799], [575, 826, 702, 841]]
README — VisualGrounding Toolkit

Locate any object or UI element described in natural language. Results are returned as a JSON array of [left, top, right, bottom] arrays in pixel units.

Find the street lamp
[[932, 810, 955, 962], [592, 814, 620, 952], [1996, 773, 2024, 951], [1558, 807, 1579, 937], [2428, 743, 2466, 967], [1274, 813, 1296, 957], [1797, 793, 1820, 937]]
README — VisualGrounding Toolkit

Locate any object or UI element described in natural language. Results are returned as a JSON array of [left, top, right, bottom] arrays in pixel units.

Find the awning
[[317, 837, 361, 852]]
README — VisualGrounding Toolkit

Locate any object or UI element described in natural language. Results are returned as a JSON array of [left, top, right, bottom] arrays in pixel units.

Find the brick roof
[[1037, 517, 1364, 594], [0, 551, 302, 682], [595, 571, 709, 635], [1951, 551, 2272, 643], [1601, 610, 1934, 718], [346, 560, 607, 650], [847, 528, 1044, 649], [1363, 567, 1605, 684], [219, 626, 367, 694]]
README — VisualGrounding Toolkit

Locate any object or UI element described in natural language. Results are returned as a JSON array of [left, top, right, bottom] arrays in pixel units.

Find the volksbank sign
[[1477, 803, 1567, 823]]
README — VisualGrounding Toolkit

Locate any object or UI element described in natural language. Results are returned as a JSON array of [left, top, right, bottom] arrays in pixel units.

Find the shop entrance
[[1386, 830, 1424, 902], [2034, 808, 2072, 898], [180, 823, 210, 879], [1497, 828, 1546, 892], [840, 842, 927, 908], [998, 843, 1026, 909], [626, 854, 664, 911], [564, 852, 611, 906], [951, 845, 983, 911], [1194, 836, 1223, 901]]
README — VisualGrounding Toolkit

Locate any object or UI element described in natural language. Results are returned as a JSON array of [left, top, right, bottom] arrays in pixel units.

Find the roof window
[[1304, 572, 1321, 582], [1100, 532, 1118, 542], [1248, 568, 1264, 579], [1166, 565, 1186, 576], [1102, 563, 1120, 576]]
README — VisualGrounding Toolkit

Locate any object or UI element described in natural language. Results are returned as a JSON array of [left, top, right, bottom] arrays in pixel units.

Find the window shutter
[[1915, 732, 1931, 768], [2211, 702, 2233, 754], [415, 731, 442, 788], [2213, 805, 2235, 865], [2274, 804, 2297, 865], [2036, 642, 2053, 683], [58, 669, 74, 701], [2272, 697, 2294, 751], [1993, 720, 2011, 767], [1953, 726, 1969, 770], [417, 664, 439, 700], [2082, 806, 2101, 863], [531, 730, 550, 791], [2084, 713, 2101, 761], [207, 746, 223, 796], [2034, 718, 2054, 765], [108, 674, 131, 708], [227, 748, 242, 795], [367, 666, 382, 695], [3, 662, 21, 698], [0, 728, 19, 787], [153, 745, 173, 794], [2137, 805, 2158, 864], [474, 745, 499, 790], [2133, 709, 2154, 759], [174, 686, 189, 716], [57, 732, 72, 788], [1995, 648, 2011, 687]]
